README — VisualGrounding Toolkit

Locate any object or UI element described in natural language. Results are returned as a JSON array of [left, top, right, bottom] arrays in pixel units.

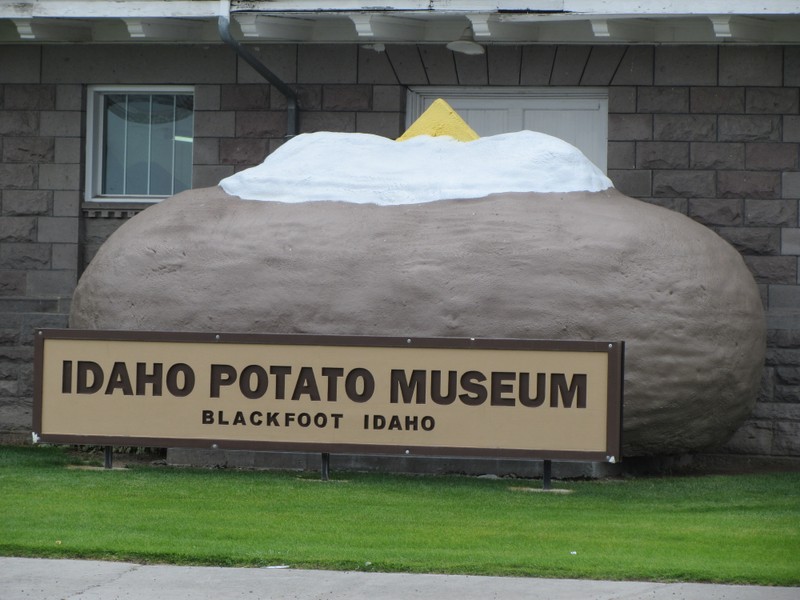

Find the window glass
[[95, 89, 194, 200]]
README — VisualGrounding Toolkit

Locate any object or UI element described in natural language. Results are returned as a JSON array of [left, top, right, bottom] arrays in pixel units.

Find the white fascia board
[[0, 1, 221, 19], [2, 1, 798, 20], [232, 0, 799, 17]]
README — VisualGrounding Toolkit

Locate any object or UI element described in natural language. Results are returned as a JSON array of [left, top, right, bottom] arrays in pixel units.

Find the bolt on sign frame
[[34, 329, 623, 464]]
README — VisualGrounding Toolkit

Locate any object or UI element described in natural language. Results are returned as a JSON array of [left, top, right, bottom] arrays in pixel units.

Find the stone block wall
[[1, 43, 798, 459]]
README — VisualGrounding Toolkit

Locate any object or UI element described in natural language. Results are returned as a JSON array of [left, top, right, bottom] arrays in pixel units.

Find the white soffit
[[0, 1, 798, 43]]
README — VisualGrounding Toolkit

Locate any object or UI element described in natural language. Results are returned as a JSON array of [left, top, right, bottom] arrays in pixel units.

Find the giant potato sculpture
[[71, 127, 765, 456]]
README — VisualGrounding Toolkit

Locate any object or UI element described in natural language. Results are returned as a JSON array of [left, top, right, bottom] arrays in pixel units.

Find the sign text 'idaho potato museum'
[[34, 331, 623, 462]]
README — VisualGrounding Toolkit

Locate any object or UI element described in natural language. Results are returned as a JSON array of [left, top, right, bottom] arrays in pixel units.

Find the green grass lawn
[[1, 445, 798, 585]]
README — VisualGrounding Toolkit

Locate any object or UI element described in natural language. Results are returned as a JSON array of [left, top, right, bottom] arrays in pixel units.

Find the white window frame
[[85, 85, 194, 203], [406, 86, 608, 172]]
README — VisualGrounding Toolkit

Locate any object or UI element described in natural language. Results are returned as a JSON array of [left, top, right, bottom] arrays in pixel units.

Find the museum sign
[[34, 330, 623, 462]]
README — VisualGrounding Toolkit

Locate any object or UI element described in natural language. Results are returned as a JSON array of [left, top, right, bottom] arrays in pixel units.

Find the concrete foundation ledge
[[166, 449, 800, 478], [166, 448, 623, 479]]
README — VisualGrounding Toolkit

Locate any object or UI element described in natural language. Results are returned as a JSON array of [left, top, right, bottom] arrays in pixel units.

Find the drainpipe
[[218, 1, 299, 137]]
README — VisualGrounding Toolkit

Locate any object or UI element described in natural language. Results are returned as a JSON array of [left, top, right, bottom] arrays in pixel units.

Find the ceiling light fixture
[[446, 26, 485, 55]]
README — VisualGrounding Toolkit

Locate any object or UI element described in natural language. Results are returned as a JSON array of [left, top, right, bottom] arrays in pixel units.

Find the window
[[86, 86, 194, 202], [407, 87, 608, 172]]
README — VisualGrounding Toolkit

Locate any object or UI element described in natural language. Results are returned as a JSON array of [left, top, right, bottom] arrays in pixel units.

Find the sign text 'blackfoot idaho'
[[35, 331, 623, 462]]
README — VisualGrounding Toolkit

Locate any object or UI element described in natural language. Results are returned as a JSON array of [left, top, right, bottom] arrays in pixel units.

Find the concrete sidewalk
[[1, 558, 797, 600]]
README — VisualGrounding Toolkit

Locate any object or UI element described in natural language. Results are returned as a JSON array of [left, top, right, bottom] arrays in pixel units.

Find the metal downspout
[[217, 6, 299, 137]]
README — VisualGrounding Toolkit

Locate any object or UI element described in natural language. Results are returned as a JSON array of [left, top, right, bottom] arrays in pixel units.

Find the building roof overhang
[[1, 1, 799, 44]]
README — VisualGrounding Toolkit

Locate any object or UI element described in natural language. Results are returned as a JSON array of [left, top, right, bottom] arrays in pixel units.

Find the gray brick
[[2, 190, 51, 216], [25, 270, 76, 296], [653, 170, 715, 198], [0, 111, 38, 136], [759, 285, 771, 312], [721, 420, 773, 455], [611, 46, 653, 85], [220, 85, 270, 111], [607, 142, 635, 169], [0, 217, 37, 242], [194, 111, 235, 137], [299, 111, 356, 133], [777, 366, 800, 386], [38, 164, 80, 191], [42, 45, 235, 84], [783, 228, 800, 255], [751, 402, 800, 421], [53, 191, 79, 218], [0, 329, 20, 346], [636, 141, 689, 169], [690, 142, 745, 170], [0, 271, 26, 296], [718, 171, 781, 199], [719, 115, 781, 142], [298, 45, 357, 84], [235, 111, 286, 138], [322, 85, 371, 111], [385, 46, 428, 85], [0, 164, 36, 189], [373, 86, 405, 112], [219, 138, 269, 166], [654, 115, 716, 141], [488, 46, 521, 85], [745, 143, 799, 171], [2, 137, 54, 163], [51, 243, 78, 270], [643, 197, 688, 214], [39, 111, 81, 137], [54, 138, 81, 164], [654, 46, 717, 86], [550, 46, 591, 85], [775, 383, 800, 405], [717, 227, 780, 255], [747, 88, 800, 115], [785, 116, 800, 143], [355, 112, 403, 139], [454, 52, 488, 85], [356, 47, 397, 85], [581, 46, 626, 86], [269, 138, 287, 154], [271, 85, 321, 111], [744, 256, 797, 285], [419, 45, 458, 85], [56, 84, 82, 111], [688, 198, 743, 226], [787, 46, 800, 86], [193, 138, 219, 165], [637, 87, 689, 113], [194, 85, 221, 111], [192, 165, 234, 189], [0, 380, 19, 396], [768, 329, 800, 348], [746, 200, 798, 227], [774, 422, 800, 455], [608, 114, 652, 141], [720, 46, 783, 86], [690, 87, 745, 114], [766, 347, 800, 367], [520, 46, 556, 85], [0, 46, 41, 83], [4, 85, 55, 110], [785, 173, 800, 198], [608, 87, 636, 113], [607, 170, 651, 197], [236, 44, 296, 85], [37, 217, 79, 243], [0, 243, 50, 270]]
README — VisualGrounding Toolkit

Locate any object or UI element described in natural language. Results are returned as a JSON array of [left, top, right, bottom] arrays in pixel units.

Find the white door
[[406, 87, 608, 172]]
